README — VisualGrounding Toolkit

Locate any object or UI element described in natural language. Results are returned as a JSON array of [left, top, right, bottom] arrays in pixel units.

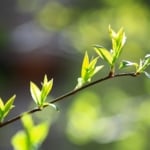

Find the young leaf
[[109, 25, 126, 54], [94, 45, 113, 65], [136, 54, 150, 74], [22, 113, 34, 130], [0, 98, 4, 111], [0, 95, 16, 122], [11, 131, 27, 150], [144, 71, 150, 78], [47, 103, 59, 111], [41, 77, 53, 104], [22, 114, 49, 147], [93, 66, 104, 76], [81, 51, 90, 79], [30, 82, 41, 105], [109, 25, 126, 64], [30, 122, 49, 146], [11, 114, 50, 150], [119, 60, 138, 69], [3, 95, 16, 118], [30, 75, 53, 108], [76, 51, 103, 88], [0, 98, 4, 121]]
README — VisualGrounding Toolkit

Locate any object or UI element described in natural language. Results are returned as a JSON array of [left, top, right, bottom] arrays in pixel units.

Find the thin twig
[[50, 72, 136, 104], [0, 72, 137, 128]]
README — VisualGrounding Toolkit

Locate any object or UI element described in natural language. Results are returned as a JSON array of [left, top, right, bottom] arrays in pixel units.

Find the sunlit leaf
[[3, 95, 16, 118], [108, 25, 117, 40], [109, 25, 126, 64], [119, 60, 138, 69], [11, 131, 28, 150], [145, 54, 150, 59], [88, 57, 98, 70], [0, 98, 4, 122], [30, 122, 49, 146], [41, 78, 53, 104], [81, 51, 89, 78], [30, 75, 53, 108], [0, 98, 4, 111], [12, 114, 50, 150], [43, 74, 48, 84], [136, 54, 150, 73], [109, 25, 126, 52], [76, 51, 103, 89], [95, 46, 113, 65], [30, 82, 41, 105], [93, 65, 104, 75], [0, 96, 16, 123], [22, 114, 34, 130], [144, 71, 150, 78], [47, 103, 59, 111]]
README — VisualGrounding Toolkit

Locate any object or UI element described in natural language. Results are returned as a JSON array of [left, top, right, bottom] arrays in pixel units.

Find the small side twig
[[0, 72, 138, 128]]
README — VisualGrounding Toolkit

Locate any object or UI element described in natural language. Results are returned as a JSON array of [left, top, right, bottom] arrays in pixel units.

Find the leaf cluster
[[76, 25, 150, 88], [0, 25, 150, 150], [30, 75, 53, 109], [94, 25, 126, 72], [0, 95, 16, 123], [120, 54, 150, 78], [76, 52, 103, 88], [12, 114, 49, 150]]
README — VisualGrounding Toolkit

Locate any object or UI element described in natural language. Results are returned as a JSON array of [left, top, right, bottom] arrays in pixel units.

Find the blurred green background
[[0, 0, 150, 149]]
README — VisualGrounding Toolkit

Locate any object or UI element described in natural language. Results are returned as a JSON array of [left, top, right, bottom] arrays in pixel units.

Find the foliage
[[94, 25, 126, 73], [30, 75, 55, 109], [11, 114, 50, 150], [76, 51, 103, 88], [119, 54, 150, 77], [0, 95, 16, 123], [0, 26, 150, 149]]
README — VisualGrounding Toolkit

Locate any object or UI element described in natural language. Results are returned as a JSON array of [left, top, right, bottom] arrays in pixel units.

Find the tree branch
[[0, 72, 138, 128]]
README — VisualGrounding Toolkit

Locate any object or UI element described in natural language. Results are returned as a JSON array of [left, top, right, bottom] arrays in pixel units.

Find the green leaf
[[136, 54, 150, 73], [93, 65, 104, 76], [119, 60, 138, 69], [145, 54, 150, 59], [87, 57, 102, 78], [76, 51, 103, 89], [30, 82, 41, 105], [43, 74, 48, 83], [3, 95, 16, 118], [109, 25, 126, 52], [82, 52, 102, 80], [41, 78, 53, 104], [88, 57, 98, 70], [109, 25, 126, 64], [0, 98, 4, 111], [0, 98, 4, 121], [144, 71, 150, 78], [30, 75, 53, 108], [0, 95, 16, 122], [11, 131, 28, 150], [94, 45, 113, 65], [47, 103, 59, 111], [81, 51, 89, 79], [30, 122, 49, 146], [22, 114, 34, 130], [22, 114, 49, 149], [12, 114, 50, 150]]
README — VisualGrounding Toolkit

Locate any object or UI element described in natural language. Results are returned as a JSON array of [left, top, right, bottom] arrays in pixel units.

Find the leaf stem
[[0, 72, 138, 128]]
